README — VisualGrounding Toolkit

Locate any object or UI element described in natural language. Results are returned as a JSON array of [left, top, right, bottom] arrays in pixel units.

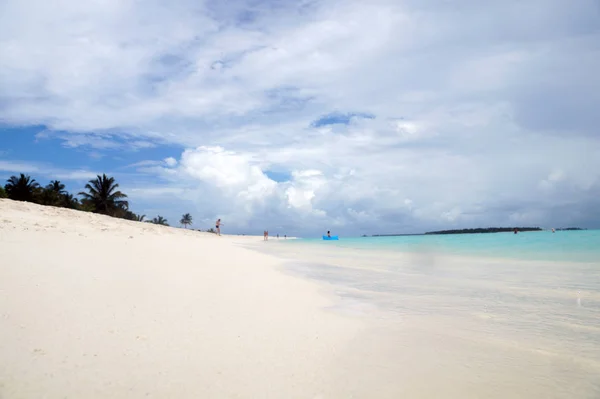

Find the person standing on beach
[[215, 219, 221, 236]]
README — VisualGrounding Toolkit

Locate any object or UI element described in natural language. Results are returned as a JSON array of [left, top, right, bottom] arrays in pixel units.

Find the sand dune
[[0, 199, 363, 398]]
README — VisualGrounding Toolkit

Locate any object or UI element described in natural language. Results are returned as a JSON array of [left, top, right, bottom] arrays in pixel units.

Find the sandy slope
[[0, 199, 363, 398]]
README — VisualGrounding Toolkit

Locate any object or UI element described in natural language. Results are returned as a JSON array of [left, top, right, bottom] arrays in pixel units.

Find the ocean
[[253, 229, 600, 397], [285, 229, 600, 263]]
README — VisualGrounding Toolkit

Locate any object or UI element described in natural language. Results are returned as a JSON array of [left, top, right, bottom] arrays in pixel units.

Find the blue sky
[[1, 0, 600, 236], [311, 112, 375, 128], [0, 124, 182, 196]]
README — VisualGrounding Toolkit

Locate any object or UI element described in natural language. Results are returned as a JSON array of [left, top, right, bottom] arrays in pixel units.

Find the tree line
[[424, 227, 542, 235], [0, 173, 198, 230]]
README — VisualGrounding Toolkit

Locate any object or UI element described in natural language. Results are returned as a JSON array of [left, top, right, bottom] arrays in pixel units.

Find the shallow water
[[284, 229, 600, 263], [250, 238, 600, 398]]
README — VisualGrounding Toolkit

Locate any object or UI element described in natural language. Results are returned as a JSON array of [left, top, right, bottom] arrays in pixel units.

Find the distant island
[[366, 226, 586, 237], [425, 227, 585, 235], [425, 227, 541, 235]]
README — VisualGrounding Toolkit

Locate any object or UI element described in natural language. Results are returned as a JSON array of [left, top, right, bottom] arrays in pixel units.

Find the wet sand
[[246, 239, 600, 398]]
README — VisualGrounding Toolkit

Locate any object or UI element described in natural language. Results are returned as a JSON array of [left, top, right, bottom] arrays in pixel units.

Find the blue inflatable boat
[[322, 235, 339, 240]]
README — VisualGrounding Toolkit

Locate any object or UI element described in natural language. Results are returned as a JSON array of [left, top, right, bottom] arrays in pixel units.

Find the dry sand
[[4, 199, 597, 398], [0, 199, 367, 398]]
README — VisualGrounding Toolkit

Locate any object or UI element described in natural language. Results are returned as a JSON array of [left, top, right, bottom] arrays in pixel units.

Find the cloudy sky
[[1, 0, 599, 236]]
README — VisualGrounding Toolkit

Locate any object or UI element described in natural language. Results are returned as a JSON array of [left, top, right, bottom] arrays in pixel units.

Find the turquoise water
[[258, 229, 600, 397], [287, 230, 600, 263]]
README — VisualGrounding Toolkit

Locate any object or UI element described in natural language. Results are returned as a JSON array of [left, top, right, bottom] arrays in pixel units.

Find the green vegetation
[[180, 213, 193, 228], [425, 227, 542, 235], [78, 174, 129, 216], [148, 215, 169, 226], [2, 173, 193, 230], [5, 174, 40, 202], [60, 193, 79, 209]]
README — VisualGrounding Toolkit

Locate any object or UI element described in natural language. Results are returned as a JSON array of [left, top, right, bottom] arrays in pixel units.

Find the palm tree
[[180, 213, 193, 228], [78, 174, 128, 215], [38, 187, 57, 205], [135, 214, 146, 222], [0, 186, 7, 198], [36, 180, 67, 206], [48, 180, 66, 195], [60, 193, 79, 209], [149, 215, 169, 226], [5, 174, 40, 202]]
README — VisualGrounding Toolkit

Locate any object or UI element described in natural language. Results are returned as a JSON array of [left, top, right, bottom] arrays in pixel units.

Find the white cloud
[[285, 170, 327, 211], [1, 0, 600, 234], [538, 170, 566, 190], [0, 160, 97, 182], [164, 157, 177, 167], [53, 170, 99, 181], [0, 160, 40, 174], [178, 147, 275, 195]]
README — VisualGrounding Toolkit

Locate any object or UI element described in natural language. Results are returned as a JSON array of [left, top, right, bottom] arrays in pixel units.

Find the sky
[[1, 0, 600, 237]]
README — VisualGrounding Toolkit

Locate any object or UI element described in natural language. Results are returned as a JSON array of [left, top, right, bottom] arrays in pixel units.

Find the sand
[[254, 239, 600, 398], [0, 199, 364, 398], [5, 199, 598, 398]]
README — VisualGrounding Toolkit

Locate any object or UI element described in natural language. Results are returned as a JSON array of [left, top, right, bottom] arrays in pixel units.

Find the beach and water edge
[[242, 231, 600, 398], [1, 198, 599, 398]]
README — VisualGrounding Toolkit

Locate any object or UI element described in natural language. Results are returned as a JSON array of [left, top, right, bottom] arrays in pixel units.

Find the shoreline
[[266, 233, 600, 264], [247, 238, 600, 398], [2, 199, 599, 398], [250, 237, 600, 301], [0, 200, 369, 398], [244, 237, 600, 270]]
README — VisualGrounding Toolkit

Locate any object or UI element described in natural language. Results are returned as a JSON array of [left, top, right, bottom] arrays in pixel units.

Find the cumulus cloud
[[285, 170, 326, 210], [163, 157, 177, 167], [1, 0, 599, 234]]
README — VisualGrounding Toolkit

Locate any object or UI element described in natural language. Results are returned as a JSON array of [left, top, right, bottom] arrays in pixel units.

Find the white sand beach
[[0, 199, 366, 398], [2, 198, 599, 399]]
